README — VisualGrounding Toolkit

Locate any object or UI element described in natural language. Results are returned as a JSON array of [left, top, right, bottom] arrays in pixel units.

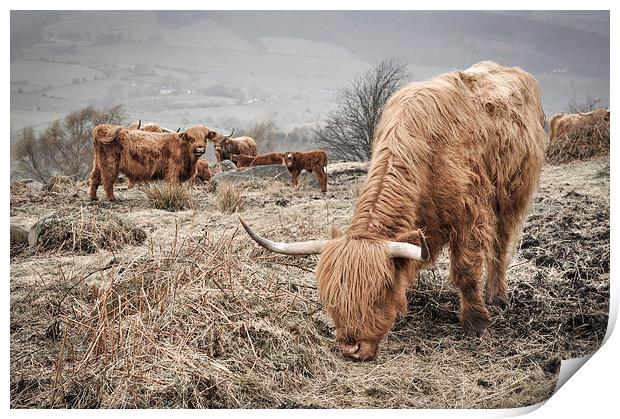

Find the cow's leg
[[486, 172, 539, 307], [101, 161, 119, 202], [450, 244, 490, 337], [485, 221, 513, 308], [88, 157, 101, 200], [291, 170, 299, 187], [317, 167, 327, 192]]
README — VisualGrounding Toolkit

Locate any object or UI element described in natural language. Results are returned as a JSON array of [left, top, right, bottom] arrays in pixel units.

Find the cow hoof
[[487, 294, 508, 310], [89, 196, 98, 201], [461, 309, 491, 338]]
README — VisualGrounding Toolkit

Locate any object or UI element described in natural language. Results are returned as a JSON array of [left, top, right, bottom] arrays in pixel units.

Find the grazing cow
[[89, 125, 217, 201], [214, 135, 257, 162], [549, 108, 610, 142], [240, 61, 546, 361], [282, 150, 328, 192], [191, 159, 212, 182], [231, 152, 284, 168]]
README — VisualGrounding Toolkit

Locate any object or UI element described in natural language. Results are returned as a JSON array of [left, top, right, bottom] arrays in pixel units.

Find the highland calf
[[89, 125, 217, 201], [282, 150, 328, 192], [240, 61, 546, 361], [549, 108, 610, 142], [191, 159, 212, 182], [231, 152, 284, 168]]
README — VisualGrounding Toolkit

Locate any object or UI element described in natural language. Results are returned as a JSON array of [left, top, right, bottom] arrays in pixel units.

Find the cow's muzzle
[[194, 147, 206, 157], [339, 340, 379, 361]]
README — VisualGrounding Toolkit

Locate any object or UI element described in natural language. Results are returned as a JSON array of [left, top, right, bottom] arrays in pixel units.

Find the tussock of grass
[[216, 182, 243, 213], [547, 121, 610, 164], [32, 208, 146, 254], [144, 182, 193, 212]]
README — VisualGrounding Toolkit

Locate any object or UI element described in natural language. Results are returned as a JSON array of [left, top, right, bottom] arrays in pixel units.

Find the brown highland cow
[[127, 120, 180, 133], [549, 108, 610, 142], [231, 152, 284, 168], [214, 135, 257, 162], [282, 150, 328, 192], [89, 125, 216, 201], [240, 61, 546, 361]]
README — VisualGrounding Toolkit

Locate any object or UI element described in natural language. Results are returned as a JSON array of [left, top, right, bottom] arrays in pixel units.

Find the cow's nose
[[339, 340, 378, 361]]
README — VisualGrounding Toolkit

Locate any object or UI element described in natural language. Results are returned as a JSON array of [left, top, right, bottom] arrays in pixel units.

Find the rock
[[10, 224, 29, 245], [28, 212, 59, 248], [218, 160, 237, 172], [212, 164, 320, 189]]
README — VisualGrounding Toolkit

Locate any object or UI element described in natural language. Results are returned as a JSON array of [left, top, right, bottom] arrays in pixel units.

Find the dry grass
[[547, 121, 610, 164], [9, 160, 609, 409], [216, 181, 243, 214], [29, 208, 146, 254], [143, 182, 194, 212]]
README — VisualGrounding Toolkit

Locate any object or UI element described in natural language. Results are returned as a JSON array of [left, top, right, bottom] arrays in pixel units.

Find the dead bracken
[[9, 158, 609, 408]]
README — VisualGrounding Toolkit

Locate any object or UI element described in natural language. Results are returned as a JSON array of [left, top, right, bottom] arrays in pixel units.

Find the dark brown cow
[[282, 150, 328, 193], [231, 152, 284, 168], [214, 136, 257, 162], [240, 61, 546, 361], [89, 125, 217, 201]]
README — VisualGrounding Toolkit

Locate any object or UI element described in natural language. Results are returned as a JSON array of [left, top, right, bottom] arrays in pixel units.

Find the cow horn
[[226, 128, 235, 137], [137, 120, 141, 130], [239, 217, 326, 255], [176, 128, 181, 133], [386, 236, 430, 261]]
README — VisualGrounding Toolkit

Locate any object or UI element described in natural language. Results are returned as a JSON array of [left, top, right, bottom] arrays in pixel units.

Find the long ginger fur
[[317, 61, 546, 355]]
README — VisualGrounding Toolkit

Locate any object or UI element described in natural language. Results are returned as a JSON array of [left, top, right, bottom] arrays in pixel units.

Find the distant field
[[10, 60, 103, 87]]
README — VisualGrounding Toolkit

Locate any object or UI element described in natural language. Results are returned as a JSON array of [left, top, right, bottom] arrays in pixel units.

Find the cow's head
[[181, 126, 211, 158], [238, 218, 429, 361], [282, 152, 297, 168]]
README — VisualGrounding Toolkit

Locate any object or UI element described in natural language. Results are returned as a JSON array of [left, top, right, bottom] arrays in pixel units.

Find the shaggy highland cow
[[127, 120, 180, 133], [240, 61, 546, 361], [282, 150, 328, 192], [549, 108, 610, 142], [214, 135, 257, 162], [231, 152, 284, 168], [89, 125, 216, 201]]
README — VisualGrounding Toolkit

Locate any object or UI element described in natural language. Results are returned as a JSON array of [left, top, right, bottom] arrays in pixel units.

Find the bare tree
[[13, 105, 124, 182], [314, 59, 408, 161]]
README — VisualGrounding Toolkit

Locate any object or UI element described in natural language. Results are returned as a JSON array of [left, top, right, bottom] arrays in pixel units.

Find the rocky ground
[[9, 156, 609, 408]]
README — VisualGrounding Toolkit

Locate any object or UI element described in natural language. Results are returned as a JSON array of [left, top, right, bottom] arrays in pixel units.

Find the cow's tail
[[92, 125, 122, 145]]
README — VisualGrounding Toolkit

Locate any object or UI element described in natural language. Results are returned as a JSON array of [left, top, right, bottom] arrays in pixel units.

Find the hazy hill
[[10, 10, 610, 164]]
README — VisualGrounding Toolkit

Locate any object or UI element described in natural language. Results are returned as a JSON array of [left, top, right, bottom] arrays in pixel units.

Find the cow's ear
[[180, 132, 189, 141], [204, 127, 216, 140], [329, 224, 343, 239]]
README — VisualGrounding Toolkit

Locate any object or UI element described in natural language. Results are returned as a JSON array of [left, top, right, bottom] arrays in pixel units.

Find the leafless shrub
[[246, 118, 278, 152], [13, 105, 125, 182], [143, 182, 194, 212]]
